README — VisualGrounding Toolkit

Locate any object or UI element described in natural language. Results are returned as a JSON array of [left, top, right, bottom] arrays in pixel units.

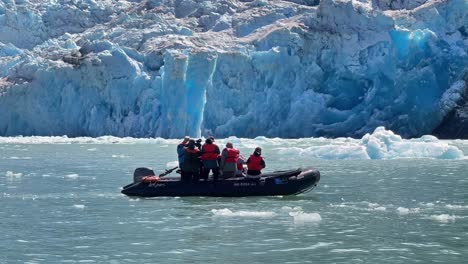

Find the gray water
[[1, 140, 467, 263]]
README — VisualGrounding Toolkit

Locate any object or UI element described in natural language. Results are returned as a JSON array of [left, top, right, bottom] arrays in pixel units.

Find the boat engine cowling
[[133, 167, 155, 183]]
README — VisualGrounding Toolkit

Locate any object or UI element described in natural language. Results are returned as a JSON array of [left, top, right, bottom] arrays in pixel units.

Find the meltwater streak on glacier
[[0, 0, 467, 138], [0, 127, 464, 160]]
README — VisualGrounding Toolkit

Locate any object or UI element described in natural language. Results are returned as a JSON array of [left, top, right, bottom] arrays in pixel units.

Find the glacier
[[0, 0, 467, 138]]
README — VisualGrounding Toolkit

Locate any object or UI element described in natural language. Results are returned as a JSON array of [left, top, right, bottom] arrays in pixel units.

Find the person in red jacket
[[246, 147, 265, 176], [200, 137, 220, 181]]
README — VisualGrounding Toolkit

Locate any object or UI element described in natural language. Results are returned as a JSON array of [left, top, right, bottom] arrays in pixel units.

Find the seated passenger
[[246, 147, 265, 178], [219, 142, 239, 179], [236, 155, 246, 177]]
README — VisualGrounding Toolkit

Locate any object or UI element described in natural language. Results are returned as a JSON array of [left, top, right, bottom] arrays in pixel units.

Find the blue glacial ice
[[0, 0, 467, 138]]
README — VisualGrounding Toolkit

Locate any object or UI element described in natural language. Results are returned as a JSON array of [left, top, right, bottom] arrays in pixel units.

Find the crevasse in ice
[[0, 0, 466, 138]]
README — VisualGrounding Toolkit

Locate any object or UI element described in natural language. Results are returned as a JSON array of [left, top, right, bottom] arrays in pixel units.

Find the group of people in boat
[[177, 136, 266, 182]]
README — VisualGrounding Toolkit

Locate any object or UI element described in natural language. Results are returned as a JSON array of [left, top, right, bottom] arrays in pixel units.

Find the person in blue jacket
[[177, 136, 190, 168]]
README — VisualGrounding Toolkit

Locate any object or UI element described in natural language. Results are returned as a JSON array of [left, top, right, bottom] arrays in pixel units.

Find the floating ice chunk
[[430, 214, 456, 223], [5, 171, 23, 178], [0, 127, 464, 161], [397, 207, 421, 215], [73, 204, 86, 209], [362, 127, 464, 160], [289, 211, 322, 224], [280, 206, 303, 212], [275, 127, 464, 160], [65, 174, 79, 179], [211, 208, 276, 218], [277, 145, 370, 160], [367, 203, 386, 211]]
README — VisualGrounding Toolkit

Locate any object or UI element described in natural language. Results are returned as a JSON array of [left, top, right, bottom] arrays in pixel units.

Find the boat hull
[[121, 168, 320, 197]]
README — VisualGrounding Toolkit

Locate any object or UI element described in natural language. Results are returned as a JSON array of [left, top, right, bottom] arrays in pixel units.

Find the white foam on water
[[87, 148, 98, 151], [17, 240, 29, 243], [397, 207, 421, 215], [364, 202, 387, 211], [430, 214, 457, 223], [5, 171, 23, 178], [65, 174, 79, 179], [445, 204, 468, 210], [400, 242, 441, 248], [330, 248, 370, 253], [329, 203, 358, 209], [163, 249, 198, 254], [211, 208, 276, 218], [5, 156, 32, 160], [281, 206, 303, 212], [111, 154, 129, 158], [269, 242, 333, 252], [289, 211, 322, 224], [73, 204, 86, 209], [419, 202, 435, 207]]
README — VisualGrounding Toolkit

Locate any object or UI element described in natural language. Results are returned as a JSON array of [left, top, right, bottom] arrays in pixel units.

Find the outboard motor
[[133, 167, 155, 183]]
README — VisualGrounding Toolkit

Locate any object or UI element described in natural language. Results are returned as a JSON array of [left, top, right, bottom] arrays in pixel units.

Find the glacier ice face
[[0, 0, 467, 138]]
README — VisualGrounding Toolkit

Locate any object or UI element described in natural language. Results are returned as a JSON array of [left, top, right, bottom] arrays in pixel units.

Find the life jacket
[[184, 147, 200, 154], [224, 148, 239, 163], [201, 143, 219, 160], [247, 155, 263, 171], [237, 162, 244, 171]]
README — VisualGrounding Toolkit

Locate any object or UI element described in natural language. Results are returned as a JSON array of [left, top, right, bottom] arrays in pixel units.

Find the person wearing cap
[[219, 142, 239, 179], [177, 136, 190, 169], [246, 147, 265, 177], [201, 137, 220, 181]]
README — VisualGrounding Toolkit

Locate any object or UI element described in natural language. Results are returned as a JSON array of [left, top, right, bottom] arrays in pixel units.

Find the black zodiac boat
[[121, 167, 320, 197]]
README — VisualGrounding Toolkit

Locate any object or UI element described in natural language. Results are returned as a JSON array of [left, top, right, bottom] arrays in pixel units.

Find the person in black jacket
[[181, 139, 201, 182]]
